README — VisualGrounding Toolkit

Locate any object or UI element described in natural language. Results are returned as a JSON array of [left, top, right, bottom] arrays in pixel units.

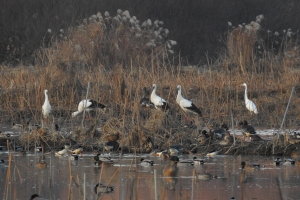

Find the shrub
[[35, 10, 177, 71]]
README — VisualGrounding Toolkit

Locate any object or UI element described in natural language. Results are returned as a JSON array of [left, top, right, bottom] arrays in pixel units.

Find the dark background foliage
[[1, 0, 300, 65]]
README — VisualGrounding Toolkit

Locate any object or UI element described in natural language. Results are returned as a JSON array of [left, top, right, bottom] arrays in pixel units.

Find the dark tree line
[[1, 0, 300, 66]]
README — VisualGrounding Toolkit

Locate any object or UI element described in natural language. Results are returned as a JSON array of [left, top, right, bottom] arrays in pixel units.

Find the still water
[[0, 151, 300, 200]]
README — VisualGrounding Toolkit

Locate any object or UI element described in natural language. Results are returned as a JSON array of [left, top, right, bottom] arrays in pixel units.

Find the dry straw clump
[[101, 118, 123, 141], [227, 15, 263, 74], [36, 9, 177, 71]]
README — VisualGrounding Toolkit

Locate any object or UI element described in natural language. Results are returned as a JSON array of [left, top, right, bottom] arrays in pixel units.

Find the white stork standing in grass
[[176, 85, 202, 116], [240, 83, 258, 114], [42, 90, 51, 123], [72, 99, 106, 118], [150, 84, 170, 111]]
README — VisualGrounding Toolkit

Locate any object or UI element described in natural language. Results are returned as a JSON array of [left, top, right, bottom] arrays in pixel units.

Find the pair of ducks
[[219, 131, 234, 146], [150, 145, 184, 159], [237, 120, 263, 141], [55, 144, 83, 157], [274, 158, 296, 166], [140, 156, 205, 167], [163, 156, 205, 174], [163, 155, 202, 169], [163, 156, 208, 189], [241, 158, 296, 170], [94, 154, 114, 166], [241, 161, 261, 171], [199, 124, 231, 145], [94, 183, 114, 196], [207, 123, 229, 140]]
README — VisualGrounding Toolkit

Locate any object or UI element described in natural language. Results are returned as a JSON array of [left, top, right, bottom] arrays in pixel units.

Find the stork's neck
[[151, 87, 156, 97], [244, 85, 248, 101], [176, 88, 182, 103], [44, 91, 49, 101]]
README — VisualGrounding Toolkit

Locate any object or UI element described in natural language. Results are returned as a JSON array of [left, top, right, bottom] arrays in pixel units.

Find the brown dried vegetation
[[1, 14, 300, 155]]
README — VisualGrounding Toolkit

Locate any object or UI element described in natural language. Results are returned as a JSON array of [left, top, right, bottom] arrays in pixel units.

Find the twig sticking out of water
[[12, 154, 22, 183], [81, 82, 90, 129], [276, 177, 284, 200], [95, 161, 104, 199], [4, 154, 12, 200], [75, 174, 94, 198], [274, 87, 295, 154], [68, 157, 73, 200], [191, 168, 196, 200]]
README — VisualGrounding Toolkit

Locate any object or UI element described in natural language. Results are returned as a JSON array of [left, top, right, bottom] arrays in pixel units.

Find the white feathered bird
[[176, 85, 202, 116], [241, 83, 258, 114], [206, 151, 219, 158], [72, 146, 83, 154], [150, 84, 169, 111], [55, 145, 71, 156], [55, 148, 69, 156], [42, 90, 51, 119], [72, 99, 105, 117]]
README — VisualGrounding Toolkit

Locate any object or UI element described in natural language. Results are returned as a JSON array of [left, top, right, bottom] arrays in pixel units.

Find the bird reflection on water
[[163, 156, 179, 190]]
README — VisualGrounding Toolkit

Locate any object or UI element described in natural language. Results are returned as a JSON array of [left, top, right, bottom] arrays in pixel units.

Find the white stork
[[42, 90, 51, 121], [150, 84, 169, 111], [241, 83, 258, 114], [72, 99, 105, 117], [176, 85, 202, 116]]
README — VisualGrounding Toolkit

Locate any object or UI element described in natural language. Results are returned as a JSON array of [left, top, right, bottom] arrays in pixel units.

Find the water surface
[[0, 151, 300, 200]]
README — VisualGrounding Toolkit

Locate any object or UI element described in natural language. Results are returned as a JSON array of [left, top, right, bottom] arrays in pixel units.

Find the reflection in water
[[94, 183, 114, 196], [163, 156, 179, 190], [197, 172, 212, 181], [0, 153, 299, 199], [30, 193, 49, 200]]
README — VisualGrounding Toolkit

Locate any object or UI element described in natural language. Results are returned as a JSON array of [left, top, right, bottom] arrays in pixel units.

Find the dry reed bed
[[1, 14, 300, 154], [1, 58, 300, 154], [0, 62, 299, 127]]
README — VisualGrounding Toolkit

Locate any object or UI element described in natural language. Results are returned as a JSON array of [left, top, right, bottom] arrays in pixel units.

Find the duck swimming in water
[[140, 158, 154, 166]]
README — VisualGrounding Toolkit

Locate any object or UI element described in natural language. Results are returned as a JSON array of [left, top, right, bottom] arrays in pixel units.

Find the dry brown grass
[[1, 53, 300, 128], [227, 27, 257, 74], [1, 13, 300, 152]]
